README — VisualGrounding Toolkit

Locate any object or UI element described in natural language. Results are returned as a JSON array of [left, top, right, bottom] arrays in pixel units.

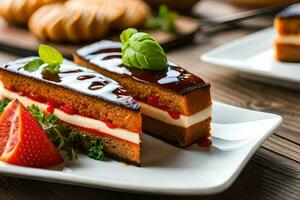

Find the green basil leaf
[[120, 28, 138, 44], [23, 58, 44, 72], [38, 44, 64, 66], [120, 28, 168, 71], [43, 64, 60, 74]]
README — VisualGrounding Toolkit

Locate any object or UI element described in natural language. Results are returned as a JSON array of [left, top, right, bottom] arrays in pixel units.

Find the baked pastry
[[74, 40, 212, 148], [113, 0, 150, 30], [0, 0, 66, 26], [28, 0, 150, 42], [68, 0, 126, 26], [0, 57, 142, 166], [274, 3, 300, 62], [29, 1, 110, 42]]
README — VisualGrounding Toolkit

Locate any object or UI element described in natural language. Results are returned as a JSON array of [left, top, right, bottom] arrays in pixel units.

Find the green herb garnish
[[68, 132, 104, 161], [146, 5, 177, 33], [23, 44, 63, 74], [28, 105, 77, 159], [87, 139, 104, 160], [120, 28, 168, 71], [0, 98, 10, 113], [23, 58, 44, 72], [0, 98, 105, 161], [38, 44, 63, 66], [28, 105, 104, 161]]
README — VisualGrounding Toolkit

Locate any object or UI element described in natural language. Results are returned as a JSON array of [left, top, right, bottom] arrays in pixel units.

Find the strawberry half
[[0, 100, 63, 168]]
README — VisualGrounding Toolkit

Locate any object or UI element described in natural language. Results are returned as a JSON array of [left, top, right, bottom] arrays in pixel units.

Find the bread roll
[[0, 0, 66, 26]]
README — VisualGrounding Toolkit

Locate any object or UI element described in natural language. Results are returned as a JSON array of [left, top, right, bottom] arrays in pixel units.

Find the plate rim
[[200, 27, 300, 83]]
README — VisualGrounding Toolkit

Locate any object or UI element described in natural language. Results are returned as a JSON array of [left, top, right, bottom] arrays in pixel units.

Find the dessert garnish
[[120, 28, 168, 70], [0, 98, 10, 113], [146, 5, 177, 33], [0, 98, 105, 165], [28, 105, 105, 161], [0, 100, 64, 168], [24, 44, 63, 74]]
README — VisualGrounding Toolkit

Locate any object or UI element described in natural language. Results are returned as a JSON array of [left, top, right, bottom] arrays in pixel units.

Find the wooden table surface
[[0, 1, 300, 200]]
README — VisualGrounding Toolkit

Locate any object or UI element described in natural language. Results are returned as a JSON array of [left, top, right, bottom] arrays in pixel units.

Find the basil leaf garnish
[[120, 28, 168, 71], [23, 44, 64, 74], [43, 64, 60, 74], [38, 44, 63, 66], [23, 58, 44, 72]]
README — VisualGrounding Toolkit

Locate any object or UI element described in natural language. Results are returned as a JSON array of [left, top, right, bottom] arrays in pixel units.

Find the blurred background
[[0, 0, 299, 57]]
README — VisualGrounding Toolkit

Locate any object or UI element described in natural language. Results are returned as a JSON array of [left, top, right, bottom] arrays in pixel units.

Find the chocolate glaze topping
[[277, 4, 300, 19], [1, 57, 140, 110], [76, 40, 210, 95]]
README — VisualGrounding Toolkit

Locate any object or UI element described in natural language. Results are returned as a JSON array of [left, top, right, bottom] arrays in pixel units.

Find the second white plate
[[201, 28, 300, 88]]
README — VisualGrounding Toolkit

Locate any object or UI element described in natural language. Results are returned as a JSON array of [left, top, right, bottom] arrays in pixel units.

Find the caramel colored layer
[[142, 115, 211, 148], [275, 17, 300, 35], [275, 41, 300, 62]]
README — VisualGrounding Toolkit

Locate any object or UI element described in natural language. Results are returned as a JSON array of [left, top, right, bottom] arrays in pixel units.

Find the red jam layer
[[10, 88, 124, 131], [135, 94, 180, 120], [198, 137, 212, 148]]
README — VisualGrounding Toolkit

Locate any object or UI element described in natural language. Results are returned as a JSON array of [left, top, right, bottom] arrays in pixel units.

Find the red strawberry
[[0, 100, 18, 156], [0, 100, 63, 168]]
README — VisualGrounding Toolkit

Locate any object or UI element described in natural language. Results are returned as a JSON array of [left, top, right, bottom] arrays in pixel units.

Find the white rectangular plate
[[201, 28, 300, 88], [0, 102, 282, 195]]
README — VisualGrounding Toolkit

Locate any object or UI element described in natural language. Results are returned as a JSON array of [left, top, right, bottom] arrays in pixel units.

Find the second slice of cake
[[274, 3, 300, 62], [74, 40, 212, 147]]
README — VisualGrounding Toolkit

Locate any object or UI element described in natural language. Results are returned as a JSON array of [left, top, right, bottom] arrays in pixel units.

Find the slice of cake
[[0, 57, 142, 166], [274, 4, 300, 62], [74, 40, 212, 148]]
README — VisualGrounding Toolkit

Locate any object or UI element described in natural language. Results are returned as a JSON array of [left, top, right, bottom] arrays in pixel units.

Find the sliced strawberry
[[0, 100, 63, 168], [0, 100, 18, 156]]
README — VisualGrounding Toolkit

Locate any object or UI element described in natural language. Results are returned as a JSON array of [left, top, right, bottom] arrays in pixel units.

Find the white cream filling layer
[[0, 87, 141, 144], [138, 102, 211, 128], [276, 35, 300, 45]]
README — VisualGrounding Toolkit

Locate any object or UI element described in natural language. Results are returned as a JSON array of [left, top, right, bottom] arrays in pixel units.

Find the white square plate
[[201, 28, 300, 89], [0, 102, 282, 195]]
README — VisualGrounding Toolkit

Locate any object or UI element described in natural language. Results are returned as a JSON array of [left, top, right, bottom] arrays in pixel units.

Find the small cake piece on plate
[[274, 3, 300, 62], [74, 40, 212, 148], [0, 57, 142, 166]]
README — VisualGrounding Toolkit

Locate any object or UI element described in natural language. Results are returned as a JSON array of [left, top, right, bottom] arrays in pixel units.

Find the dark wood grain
[[0, 148, 299, 200], [0, 1, 299, 199]]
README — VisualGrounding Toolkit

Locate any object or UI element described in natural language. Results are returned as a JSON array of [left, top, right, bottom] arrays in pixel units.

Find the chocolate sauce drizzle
[[88, 81, 105, 90], [77, 75, 96, 80], [1, 57, 140, 110], [76, 40, 209, 94]]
